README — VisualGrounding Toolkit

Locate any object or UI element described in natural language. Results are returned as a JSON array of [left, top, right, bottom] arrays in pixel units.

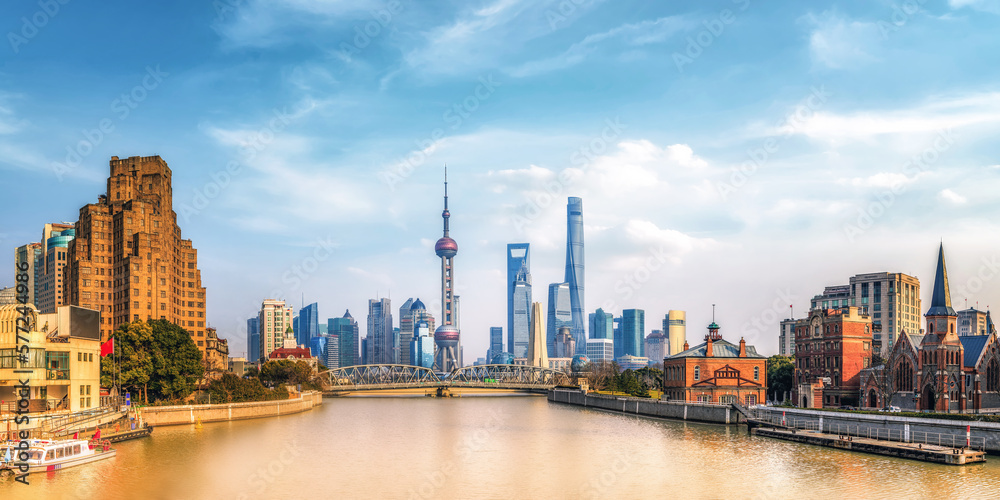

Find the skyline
[[3, 1, 1000, 361]]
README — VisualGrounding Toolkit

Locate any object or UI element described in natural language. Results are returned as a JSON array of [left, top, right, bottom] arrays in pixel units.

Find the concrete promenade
[[548, 389, 740, 424], [141, 391, 323, 427], [752, 427, 986, 465], [756, 406, 1000, 454]]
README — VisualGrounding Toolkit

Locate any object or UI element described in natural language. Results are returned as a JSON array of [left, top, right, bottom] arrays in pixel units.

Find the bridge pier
[[436, 387, 453, 398]]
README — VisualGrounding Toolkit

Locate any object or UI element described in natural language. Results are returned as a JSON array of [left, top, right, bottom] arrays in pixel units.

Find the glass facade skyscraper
[[621, 309, 645, 358], [488, 326, 503, 363], [507, 243, 531, 358], [546, 283, 572, 357], [298, 302, 319, 347], [565, 197, 585, 354], [367, 298, 393, 364], [247, 317, 260, 362], [589, 308, 613, 340], [330, 310, 359, 367]]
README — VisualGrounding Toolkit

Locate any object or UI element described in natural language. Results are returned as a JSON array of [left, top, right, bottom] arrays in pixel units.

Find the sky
[[2, 0, 1000, 361]]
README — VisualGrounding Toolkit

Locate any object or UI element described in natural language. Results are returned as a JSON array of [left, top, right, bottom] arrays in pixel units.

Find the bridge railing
[[320, 364, 566, 390]]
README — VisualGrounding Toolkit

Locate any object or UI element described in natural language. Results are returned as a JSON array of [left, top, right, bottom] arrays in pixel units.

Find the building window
[[694, 366, 700, 381], [754, 367, 759, 380]]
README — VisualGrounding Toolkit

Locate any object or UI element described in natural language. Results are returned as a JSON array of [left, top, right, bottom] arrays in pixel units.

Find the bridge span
[[317, 364, 568, 396]]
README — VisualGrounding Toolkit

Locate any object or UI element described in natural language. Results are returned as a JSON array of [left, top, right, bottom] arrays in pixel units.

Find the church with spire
[[860, 244, 1000, 412]]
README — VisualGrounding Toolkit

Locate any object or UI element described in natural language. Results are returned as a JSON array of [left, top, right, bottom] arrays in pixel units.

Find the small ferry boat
[[1, 438, 116, 473]]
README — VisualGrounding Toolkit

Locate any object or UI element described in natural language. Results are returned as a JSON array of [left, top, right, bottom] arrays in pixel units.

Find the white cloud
[[840, 172, 918, 189], [804, 12, 881, 69], [949, 0, 1000, 14], [939, 188, 967, 204]]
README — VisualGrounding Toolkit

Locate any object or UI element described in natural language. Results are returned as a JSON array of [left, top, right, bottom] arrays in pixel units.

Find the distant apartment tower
[[367, 298, 394, 364], [546, 282, 572, 358], [564, 197, 585, 353], [587, 338, 614, 363], [298, 302, 319, 347], [64, 156, 208, 350], [507, 243, 531, 358], [848, 272, 921, 352], [329, 310, 359, 367], [488, 326, 503, 363], [259, 299, 294, 359], [326, 336, 340, 370], [411, 321, 435, 369], [620, 309, 645, 358], [809, 285, 851, 311], [778, 318, 796, 356], [957, 308, 988, 336], [645, 330, 666, 365], [589, 308, 613, 340], [14, 242, 42, 308], [247, 316, 260, 362], [37, 223, 75, 314], [663, 310, 686, 356]]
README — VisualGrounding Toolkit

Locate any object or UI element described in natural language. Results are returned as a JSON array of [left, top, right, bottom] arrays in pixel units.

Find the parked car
[[838, 405, 856, 411]]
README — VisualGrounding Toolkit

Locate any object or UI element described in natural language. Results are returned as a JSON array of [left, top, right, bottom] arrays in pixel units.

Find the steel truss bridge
[[317, 364, 567, 394]]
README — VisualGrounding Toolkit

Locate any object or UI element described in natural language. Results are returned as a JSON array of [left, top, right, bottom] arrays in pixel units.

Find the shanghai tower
[[433, 168, 461, 373], [565, 197, 585, 354]]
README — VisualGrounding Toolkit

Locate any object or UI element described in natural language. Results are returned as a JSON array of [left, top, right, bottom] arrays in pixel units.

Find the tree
[[101, 320, 204, 404], [206, 373, 288, 403], [635, 366, 664, 393], [259, 359, 317, 390], [766, 355, 795, 403], [609, 369, 649, 398]]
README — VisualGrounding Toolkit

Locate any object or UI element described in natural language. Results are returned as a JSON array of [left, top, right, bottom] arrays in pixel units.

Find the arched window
[[754, 367, 759, 381], [694, 366, 700, 381]]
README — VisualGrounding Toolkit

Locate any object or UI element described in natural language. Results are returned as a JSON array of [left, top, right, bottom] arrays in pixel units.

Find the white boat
[[1, 438, 116, 473]]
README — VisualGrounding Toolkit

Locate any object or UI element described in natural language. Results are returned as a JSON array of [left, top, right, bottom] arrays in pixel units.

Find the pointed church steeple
[[926, 242, 957, 317]]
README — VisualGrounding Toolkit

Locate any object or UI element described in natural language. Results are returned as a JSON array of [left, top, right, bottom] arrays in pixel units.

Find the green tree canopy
[[259, 359, 316, 389], [766, 355, 795, 402], [101, 319, 204, 403], [206, 373, 288, 403]]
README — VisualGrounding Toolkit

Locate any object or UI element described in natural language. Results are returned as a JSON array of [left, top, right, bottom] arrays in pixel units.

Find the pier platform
[[752, 427, 986, 465]]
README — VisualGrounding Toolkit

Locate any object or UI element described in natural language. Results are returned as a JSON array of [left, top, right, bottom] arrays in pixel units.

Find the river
[[3, 396, 999, 499]]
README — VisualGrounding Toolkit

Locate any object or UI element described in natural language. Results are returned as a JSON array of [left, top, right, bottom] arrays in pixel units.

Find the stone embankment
[[548, 389, 740, 424], [141, 391, 323, 426]]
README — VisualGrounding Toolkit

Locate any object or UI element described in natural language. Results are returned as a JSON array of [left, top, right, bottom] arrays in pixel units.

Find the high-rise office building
[[663, 310, 686, 356], [778, 318, 796, 356], [330, 310, 359, 367], [528, 302, 548, 368], [645, 330, 666, 365], [299, 302, 319, 347], [564, 197, 585, 353], [621, 309, 645, 358], [957, 308, 988, 336], [554, 326, 576, 358], [810, 285, 851, 311], [848, 272, 921, 352], [507, 243, 531, 358], [64, 156, 208, 350], [411, 321, 434, 369], [326, 336, 340, 370], [398, 298, 415, 365], [367, 298, 393, 364], [488, 326, 503, 363], [14, 242, 42, 309], [546, 282, 572, 357], [434, 169, 462, 372], [309, 335, 328, 360], [247, 316, 260, 362], [587, 338, 614, 363], [259, 299, 294, 359], [613, 316, 623, 359], [590, 308, 613, 340], [37, 223, 75, 314]]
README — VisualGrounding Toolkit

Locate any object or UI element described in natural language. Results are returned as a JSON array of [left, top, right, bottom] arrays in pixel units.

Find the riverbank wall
[[548, 389, 740, 424], [141, 391, 323, 427], [756, 406, 1000, 453]]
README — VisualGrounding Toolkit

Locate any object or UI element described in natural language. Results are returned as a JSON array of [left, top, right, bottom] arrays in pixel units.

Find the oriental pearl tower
[[433, 167, 461, 373]]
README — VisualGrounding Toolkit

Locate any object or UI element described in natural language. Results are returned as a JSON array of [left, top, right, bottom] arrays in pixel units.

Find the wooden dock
[[752, 427, 986, 465]]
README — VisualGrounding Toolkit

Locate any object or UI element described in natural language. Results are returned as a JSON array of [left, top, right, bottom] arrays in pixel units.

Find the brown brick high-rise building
[[65, 155, 209, 354]]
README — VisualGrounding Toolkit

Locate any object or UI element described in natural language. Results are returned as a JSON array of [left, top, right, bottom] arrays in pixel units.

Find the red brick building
[[663, 320, 767, 406], [793, 306, 873, 408]]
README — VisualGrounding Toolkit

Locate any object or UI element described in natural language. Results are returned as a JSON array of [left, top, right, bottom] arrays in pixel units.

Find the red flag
[[100, 338, 114, 357], [72, 432, 79, 440], [93, 428, 101, 440]]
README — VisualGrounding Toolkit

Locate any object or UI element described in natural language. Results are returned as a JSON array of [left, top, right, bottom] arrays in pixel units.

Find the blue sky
[[2, 0, 1000, 359]]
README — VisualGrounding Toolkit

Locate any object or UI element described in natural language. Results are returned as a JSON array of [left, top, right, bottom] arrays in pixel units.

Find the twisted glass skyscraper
[[565, 197, 585, 354]]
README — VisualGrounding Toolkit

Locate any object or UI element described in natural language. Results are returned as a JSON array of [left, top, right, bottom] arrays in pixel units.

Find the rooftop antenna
[[712, 304, 716, 323]]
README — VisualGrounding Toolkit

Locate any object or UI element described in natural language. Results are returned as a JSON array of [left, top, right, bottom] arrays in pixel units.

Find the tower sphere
[[435, 237, 458, 257]]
